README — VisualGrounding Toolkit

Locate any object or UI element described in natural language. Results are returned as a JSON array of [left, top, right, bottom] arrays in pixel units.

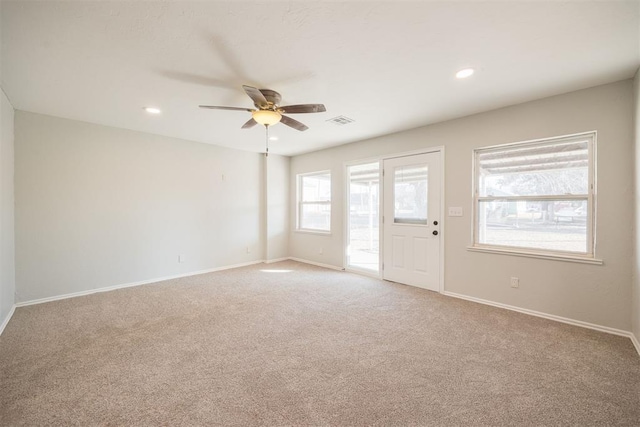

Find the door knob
[[433, 230, 438, 236]]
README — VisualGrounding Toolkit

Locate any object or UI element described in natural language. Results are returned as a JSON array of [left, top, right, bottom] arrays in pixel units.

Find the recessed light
[[456, 68, 474, 79], [269, 136, 278, 141], [144, 107, 161, 114]]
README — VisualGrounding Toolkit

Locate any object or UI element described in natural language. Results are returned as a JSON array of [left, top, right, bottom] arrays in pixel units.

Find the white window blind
[[473, 132, 596, 257]]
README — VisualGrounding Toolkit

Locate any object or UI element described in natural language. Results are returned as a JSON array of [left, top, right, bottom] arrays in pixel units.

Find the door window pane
[[394, 164, 428, 225]]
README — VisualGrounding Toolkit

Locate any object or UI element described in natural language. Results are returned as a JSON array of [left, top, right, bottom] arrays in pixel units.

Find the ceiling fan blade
[[199, 105, 253, 112], [242, 85, 268, 108], [280, 115, 309, 131], [279, 104, 326, 114], [241, 118, 258, 129]]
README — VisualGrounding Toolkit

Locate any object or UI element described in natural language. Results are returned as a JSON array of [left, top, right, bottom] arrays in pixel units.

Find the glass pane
[[302, 173, 331, 202], [478, 199, 587, 253], [478, 139, 589, 197], [300, 203, 331, 231], [347, 162, 380, 272], [394, 164, 428, 225]]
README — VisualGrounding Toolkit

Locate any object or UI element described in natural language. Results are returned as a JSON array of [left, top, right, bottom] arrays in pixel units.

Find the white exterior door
[[383, 152, 441, 291]]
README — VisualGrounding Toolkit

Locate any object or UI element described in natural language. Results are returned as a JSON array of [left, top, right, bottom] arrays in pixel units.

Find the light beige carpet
[[1, 260, 639, 426]]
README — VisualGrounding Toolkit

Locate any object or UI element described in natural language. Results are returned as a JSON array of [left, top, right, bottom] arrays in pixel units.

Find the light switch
[[448, 207, 463, 217]]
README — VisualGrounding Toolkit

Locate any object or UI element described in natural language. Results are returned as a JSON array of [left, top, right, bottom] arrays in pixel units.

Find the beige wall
[[290, 80, 634, 332], [633, 68, 640, 341], [266, 154, 290, 261], [15, 112, 267, 302], [8, 79, 638, 335], [0, 90, 15, 324]]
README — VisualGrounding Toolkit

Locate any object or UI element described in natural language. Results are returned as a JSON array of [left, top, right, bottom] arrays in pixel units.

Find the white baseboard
[[288, 257, 344, 271], [264, 257, 290, 264], [631, 333, 640, 356], [8, 257, 639, 359], [281, 261, 639, 358], [444, 291, 637, 345], [0, 305, 16, 336], [15, 260, 265, 308]]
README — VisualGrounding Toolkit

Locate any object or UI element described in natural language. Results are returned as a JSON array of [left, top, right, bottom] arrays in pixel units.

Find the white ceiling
[[2, 1, 639, 156]]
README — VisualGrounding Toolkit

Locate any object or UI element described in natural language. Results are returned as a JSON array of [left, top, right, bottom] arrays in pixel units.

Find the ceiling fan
[[199, 85, 326, 131]]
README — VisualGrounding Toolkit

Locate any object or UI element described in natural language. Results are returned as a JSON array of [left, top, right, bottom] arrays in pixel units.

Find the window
[[473, 132, 596, 259], [297, 171, 331, 232], [393, 164, 428, 225]]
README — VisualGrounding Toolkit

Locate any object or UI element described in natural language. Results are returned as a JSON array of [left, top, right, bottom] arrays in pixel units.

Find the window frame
[[296, 170, 332, 234], [470, 131, 599, 263]]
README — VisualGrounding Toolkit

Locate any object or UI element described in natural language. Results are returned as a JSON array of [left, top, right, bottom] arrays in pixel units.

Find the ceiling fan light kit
[[252, 109, 282, 126]]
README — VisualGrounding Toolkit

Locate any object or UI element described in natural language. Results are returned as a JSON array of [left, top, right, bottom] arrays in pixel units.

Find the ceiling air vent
[[327, 115, 355, 126]]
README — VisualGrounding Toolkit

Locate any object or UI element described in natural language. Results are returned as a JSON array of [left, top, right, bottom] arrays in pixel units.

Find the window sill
[[295, 229, 332, 236], [467, 246, 603, 265]]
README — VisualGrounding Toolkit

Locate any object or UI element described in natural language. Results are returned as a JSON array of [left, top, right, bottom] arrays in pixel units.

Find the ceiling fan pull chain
[[265, 125, 269, 157]]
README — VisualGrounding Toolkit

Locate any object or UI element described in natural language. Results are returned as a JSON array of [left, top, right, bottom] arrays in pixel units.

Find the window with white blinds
[[473, 132, 596, 258]]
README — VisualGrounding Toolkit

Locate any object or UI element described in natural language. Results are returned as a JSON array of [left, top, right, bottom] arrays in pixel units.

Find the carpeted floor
[[1, 260, 639, 426]]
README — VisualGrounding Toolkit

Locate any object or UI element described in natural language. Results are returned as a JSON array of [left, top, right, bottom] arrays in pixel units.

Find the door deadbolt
[[433, 220, 438, 226]]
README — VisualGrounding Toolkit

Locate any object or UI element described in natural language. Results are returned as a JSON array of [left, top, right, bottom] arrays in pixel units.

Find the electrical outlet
[[319, 247, 324, 255], [510, 277, 519, 288], [178, 255, 185, 263], [246, 246, 250, 254]]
